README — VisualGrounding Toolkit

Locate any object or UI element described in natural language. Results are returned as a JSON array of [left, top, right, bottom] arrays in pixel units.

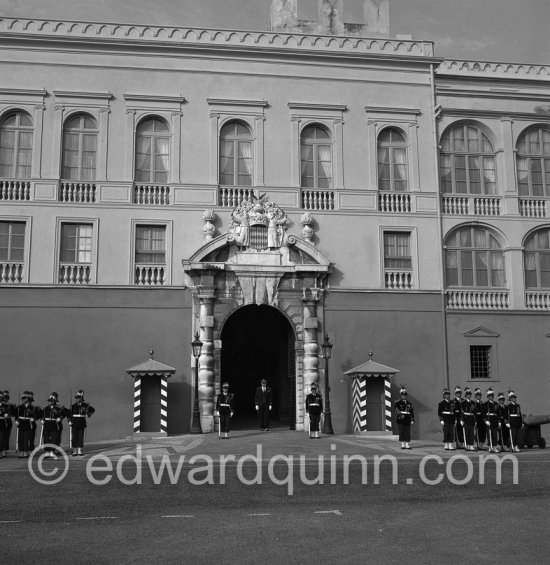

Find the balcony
[[385, 270, 413, 290], [378, 191, 411, 213], [525, 291, 550, 310], [135, 264, 166, 286], [442, 195, 501, 216], [0, 179, 31, 201], [0, 262, 24, 283], [218, 186, 257, 208], [59, 263, 92, 285], [520, 198, 547, 218], [446, 289, 509, 310], [301, 189, 335, 211], [59, 181, 96, 203], [133, 184, 170, 205]]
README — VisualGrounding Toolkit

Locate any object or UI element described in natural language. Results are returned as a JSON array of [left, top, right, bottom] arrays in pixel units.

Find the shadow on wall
[[167, 379, 192, 434]]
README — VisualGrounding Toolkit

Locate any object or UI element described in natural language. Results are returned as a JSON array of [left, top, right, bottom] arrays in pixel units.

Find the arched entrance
[[220, 304, 296, 430]]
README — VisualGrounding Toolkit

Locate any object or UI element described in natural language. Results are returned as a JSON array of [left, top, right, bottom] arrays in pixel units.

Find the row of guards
[[0, 390, 95, 458]]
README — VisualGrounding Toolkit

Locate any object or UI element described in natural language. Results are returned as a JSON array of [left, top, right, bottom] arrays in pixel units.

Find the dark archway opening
[[220, 304, 296, 430]]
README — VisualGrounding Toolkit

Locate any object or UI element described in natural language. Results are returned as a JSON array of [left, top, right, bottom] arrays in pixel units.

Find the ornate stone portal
[[183, 195, 331, 432]]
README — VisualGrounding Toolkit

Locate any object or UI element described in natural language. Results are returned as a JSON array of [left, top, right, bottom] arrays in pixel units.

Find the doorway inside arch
[[220, 304, 296, 430]]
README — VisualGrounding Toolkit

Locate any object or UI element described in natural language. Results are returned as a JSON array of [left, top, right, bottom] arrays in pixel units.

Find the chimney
[[270, 0, 299, 32], [317, 0, 345, 35], [363, 0, 390, 36]]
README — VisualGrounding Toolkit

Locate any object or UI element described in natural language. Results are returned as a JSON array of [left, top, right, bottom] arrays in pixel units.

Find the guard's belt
[[18, 416, 32, 420], [441, 411, 451, 415], [509, 414, 521, 417], [463, 412, 473, 416], [486, 413, 496, 416], [219, 404, 230, 407], [72, 414, 86, 417], [44, 418, 57, 421], [309, 403, 320, 406], [400, 411, 410, 414]]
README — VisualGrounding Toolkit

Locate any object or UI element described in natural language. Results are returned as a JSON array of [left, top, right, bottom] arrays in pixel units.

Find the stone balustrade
[[525, 291, 550, 310], [446, 289, 509, 310], [133, 184, 170, 205], [135, 265, 166, 286], [59, 182, 96, 203], [301, 189, 335, 211], [218, 187, 257, 208], [378, 191, 411, 213], [442, 195, 501, 216], [520, 198, 547, 218], [0, 179, 31, 201], [384, 270, 413, 290], [0, 262, 24, 283], [59, 263, 91, 284]]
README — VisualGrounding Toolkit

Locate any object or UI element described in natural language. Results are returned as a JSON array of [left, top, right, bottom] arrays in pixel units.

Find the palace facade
[[0, 1, 549, 440]]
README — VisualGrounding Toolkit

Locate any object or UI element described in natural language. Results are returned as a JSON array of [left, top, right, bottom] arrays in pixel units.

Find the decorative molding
[[288, 102, 347, 112], [207, 98, 268, 107], [437, 107, 550, 122], [124, 94, 186, 105], [0, 87, 47, 98], [365, 106, 421, 115], [53, 90, 113, 100], [438, 59, 550, 80], [463, 326, 501, 338], [0, 18, 435, 58], [435, 86, 550, 103]]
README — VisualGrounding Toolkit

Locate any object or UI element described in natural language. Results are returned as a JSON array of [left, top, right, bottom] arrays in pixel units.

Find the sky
[[0, 0, 548, 64]]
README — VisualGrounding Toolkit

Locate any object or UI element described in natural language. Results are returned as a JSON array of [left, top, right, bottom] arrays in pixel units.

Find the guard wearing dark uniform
[[438, 388, 455, 450], [215, 382, 234, 439], [305, 383, 323, 439], [394, 386, 414, 449], [452, 386, 465, 449], [496, 392, 510, 451], [461, 387, 477, 451], [15, 392, 36, 457], [473, 387, 486, 450], [40, 393, 65, 458], [506, 391, 522, 452], [68, 390, 95, 456], [483, 388, 499, 453], [0, 391, 15, 457], [25, 391, 39, 450], [254, 379, 272, 431]]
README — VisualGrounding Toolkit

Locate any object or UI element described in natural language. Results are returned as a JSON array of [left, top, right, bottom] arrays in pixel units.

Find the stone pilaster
[[302, 288, 321, 390], [198, 290, 216, 432]]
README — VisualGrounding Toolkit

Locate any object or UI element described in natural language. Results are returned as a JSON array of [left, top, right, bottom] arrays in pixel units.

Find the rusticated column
[[302, 289, 321, 391], [198, 291, 216, 432]]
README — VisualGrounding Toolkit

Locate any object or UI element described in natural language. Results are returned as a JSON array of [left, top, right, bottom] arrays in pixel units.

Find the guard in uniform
[[507, 391, 522, 452], [68, 390, 95, 456], [254, 379, 272, 431], [215, 382, 234, 439], [461, 387, 477, 451], [305, 382, 323, 439], [473, 387, 487, 450], [15, 392, 36, 457], [483, 388, 499, 453], [40, 393, 65, 458], [452, 386, 465, 449], [0, 391, 15, 457], [26, 391, 39, 450], [438, 388, 455, 450], [496, 392, 510, 451], [394, 386, 414, 449]]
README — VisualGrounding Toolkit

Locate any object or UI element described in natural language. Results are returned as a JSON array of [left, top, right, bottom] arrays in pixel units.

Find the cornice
[[53, 90, 113, 100], [124, 93, 186, 104], [365, 106, 421, 115], [437, 59, 550, 81], [288, 102, 347, 112], [207, 98, 268, 107], [437, 108, 550, 122], [0, 87, 47, 98], [0, 17, 435, 59], [435, 86, 550, 103]]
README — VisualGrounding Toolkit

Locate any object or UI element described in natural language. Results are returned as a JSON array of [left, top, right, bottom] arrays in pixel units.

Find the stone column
[[302, 290, 320, 390], [198, 291, 216, 432]]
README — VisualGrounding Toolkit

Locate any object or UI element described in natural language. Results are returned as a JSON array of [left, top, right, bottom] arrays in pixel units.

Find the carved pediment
[[463, 326, 500, 338]]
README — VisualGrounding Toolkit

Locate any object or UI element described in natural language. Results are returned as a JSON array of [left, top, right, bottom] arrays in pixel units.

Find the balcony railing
[[520, 198, 547, 218], [0, 179, 31, 201], [301, 189, 335, 211], [0, 262, 24, 283], [218, 187, 257, 208], [378, 192, 411, 213], [385, 270, 413, 290], [133, 184, 170, 205], [59, 263, 92, 285], [525, 291, 550, 310], [442, 195, 501, 216], [446, 289, 509, 310], [135, 264, 166, 286], [59, 182, 96, 203]]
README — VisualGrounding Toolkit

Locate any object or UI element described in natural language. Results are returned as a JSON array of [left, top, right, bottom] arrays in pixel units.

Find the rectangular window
[[135, 225, 166, 264], [470, 345, 491, 379], [0, 221, 25, 262], [384, 232, 411, 270], [60, 223, 93, 264]]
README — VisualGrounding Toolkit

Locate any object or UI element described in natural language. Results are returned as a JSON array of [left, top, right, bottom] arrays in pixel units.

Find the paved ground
[[1, 430, 549, 564]]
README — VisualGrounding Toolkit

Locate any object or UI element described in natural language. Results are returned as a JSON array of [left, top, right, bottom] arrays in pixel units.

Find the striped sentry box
[[160, 375, 168, 434], [384, 377, 393, 432], [133, 377, 141, 433], [352, 377, 367, 432]]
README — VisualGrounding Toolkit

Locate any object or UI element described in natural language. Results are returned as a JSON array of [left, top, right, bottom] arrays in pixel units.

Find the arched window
[[219, 121, 253, 186], [516, 127, 550, 196], [440, 124, 496, 195], [300, 124, 332, 189], [135, 118, 170, 184], [0, 111, 33, 178], [377, 128, 408, 191], [62, 114, 98, 181], [524, 228, 550, 289], [445, 226, 505, 288]]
